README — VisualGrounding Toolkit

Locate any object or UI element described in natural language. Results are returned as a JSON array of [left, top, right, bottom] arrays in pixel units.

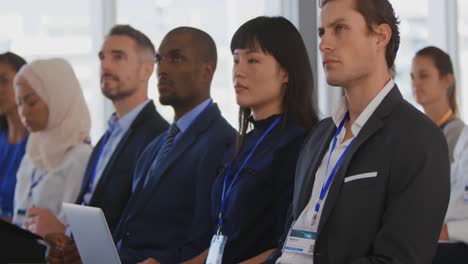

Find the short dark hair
[[107, 24, 156, 59], [415, 46, 458, 114], [230, 16, 319, 157], [0, 51, 27, 72], [164, 27, 217, 71], [320, 0, 400, 69]]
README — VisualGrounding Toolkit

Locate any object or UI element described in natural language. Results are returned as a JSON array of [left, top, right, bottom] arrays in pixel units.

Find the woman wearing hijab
[[12, 58, 92, 233]]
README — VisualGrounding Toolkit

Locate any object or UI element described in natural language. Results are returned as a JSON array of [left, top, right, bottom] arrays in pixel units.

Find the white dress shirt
[[13, 142, 92, 224], [278, 79, 395, 263]]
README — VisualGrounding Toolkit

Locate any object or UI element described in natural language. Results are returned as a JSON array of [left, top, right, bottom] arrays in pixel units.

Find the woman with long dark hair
[[208, 16, 319, 263], [177, 16, 319, 264]]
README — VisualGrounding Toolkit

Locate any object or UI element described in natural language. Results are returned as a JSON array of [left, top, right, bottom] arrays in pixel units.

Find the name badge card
[[206, 234, 227, 264], [282, 222, 316, 256]]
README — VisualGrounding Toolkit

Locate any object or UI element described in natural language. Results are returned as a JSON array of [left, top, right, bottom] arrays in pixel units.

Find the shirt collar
[[175, 98, 212, 134], [107, 99, 151, 134], [332, 79, 395, 136]]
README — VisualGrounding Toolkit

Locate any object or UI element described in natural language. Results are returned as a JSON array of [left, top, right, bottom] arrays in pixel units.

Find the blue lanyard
[[217, 116, 281, 234], [86, 131, 111, 193], [312, 112, 355, 226], [29, 169, 45, 198]]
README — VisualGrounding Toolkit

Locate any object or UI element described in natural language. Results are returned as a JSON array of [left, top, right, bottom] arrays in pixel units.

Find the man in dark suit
[[25, 25, 168, 241], [276, 0, 450, 263], [114, 27, 235, 264]]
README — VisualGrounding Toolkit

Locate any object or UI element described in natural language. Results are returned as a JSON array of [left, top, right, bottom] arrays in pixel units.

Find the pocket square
[[344, 172, 378, 183]]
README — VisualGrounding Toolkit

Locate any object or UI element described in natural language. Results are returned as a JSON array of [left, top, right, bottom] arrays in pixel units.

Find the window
[[458, 0, 468, 119], [0, 0, 104, 142], [390, 0, 429, 109]]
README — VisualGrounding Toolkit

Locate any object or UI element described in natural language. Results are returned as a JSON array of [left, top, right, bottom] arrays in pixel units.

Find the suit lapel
[[88, 101, 157, 205], [76, 138, 104, 203], [89, 128, 134, 204], [316, 116, 384, 233], [294, 122, 336, 218], [130, 137, 164, 194], [316, 86, 402, 234], [126, 104, 220, 220], [131, 129, 198, 209]]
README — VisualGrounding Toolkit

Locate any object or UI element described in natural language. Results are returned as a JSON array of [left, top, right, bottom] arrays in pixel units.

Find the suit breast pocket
[[344, 172, 378, 183], [338, 171, 384, 222]]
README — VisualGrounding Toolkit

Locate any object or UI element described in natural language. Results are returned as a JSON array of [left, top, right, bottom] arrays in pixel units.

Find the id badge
[[206, 234, 227, 264], [13, 208, 27, 227], [282, 222, 316, 256]]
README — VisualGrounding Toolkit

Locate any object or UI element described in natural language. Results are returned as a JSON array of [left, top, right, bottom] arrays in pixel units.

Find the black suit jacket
[[113, 104, 236, 264], [288, 86, 450, 263], [75, 101, 169, 232]]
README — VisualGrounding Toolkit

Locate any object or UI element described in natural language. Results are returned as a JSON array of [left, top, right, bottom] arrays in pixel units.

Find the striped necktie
[[142, 123, 180, 187]]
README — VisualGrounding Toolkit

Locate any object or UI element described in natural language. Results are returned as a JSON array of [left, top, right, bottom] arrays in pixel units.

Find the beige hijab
[[14, 58, 91, 171]]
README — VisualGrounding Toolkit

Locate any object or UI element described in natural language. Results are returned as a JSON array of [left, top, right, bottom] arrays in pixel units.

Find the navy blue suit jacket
[[113, 103, 236, 264], [76, 101, 169, 232]]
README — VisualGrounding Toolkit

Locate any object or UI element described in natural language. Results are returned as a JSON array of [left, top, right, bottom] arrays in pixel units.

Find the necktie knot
[[168, 123, 180, 137]]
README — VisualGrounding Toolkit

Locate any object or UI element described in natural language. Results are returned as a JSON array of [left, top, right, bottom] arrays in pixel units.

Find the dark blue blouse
[[0, 130, 28, 218], [210, 114, 307, 263]]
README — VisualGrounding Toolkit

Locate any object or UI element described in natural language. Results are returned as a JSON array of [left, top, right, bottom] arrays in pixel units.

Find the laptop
[[62, 203, 121, 264]]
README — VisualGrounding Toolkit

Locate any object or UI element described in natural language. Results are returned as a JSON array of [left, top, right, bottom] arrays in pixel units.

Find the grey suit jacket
[[291, 86, 450, 263]]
